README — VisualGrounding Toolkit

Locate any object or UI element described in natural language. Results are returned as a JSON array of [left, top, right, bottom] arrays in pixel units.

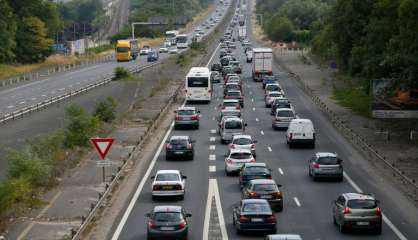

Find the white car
[[224, 149, 255, 175], [265, 83, 284, 95], [286, 119, 315, 148], [265, 91, 284, 107], [164, 41, 171, 47], [151, 170, 186, 200], [159, 47, 168, 53], [169, 47, 179, 54], [229, 135, 257, 157], [272, 108, 297, 130], [139, 46, 150, 55]]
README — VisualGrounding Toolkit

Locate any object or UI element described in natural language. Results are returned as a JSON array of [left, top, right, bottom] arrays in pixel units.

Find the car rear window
[[242, 202, 270, 212], [188, 77, 209, 88], [156, 173, 180, 181], [317, 157, 338, 164], [225, 121, 242, 129], [230, 152, 252, 159], [170, 139, 188, 145], [347, 199, 377, 209], [253, 184, 277, 192], [233, 138, 252, 145], [277, 110, 294, 118], [224, 102, 238, 107], [244, 167, 268, 175], [153, 212, 183, 222], [266, 85, 280, 91], [178, 110, 195, 115], [269, 93, 282, 97]]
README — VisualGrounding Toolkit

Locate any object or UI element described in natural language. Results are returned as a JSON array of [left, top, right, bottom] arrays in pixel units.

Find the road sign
[[91, 138, 114, 160], [96, 159, 112, 167]]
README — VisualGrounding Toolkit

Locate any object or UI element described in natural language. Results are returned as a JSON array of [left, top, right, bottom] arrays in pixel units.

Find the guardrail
[[274, 53, 418, 202], [0, 55, 115, 89], [0, 61, 160, 125]]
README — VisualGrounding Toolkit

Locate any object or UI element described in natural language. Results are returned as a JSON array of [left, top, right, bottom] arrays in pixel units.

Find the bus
[[176, 34, 188, 48], [165, 30, 179, 45], [185, 67, 212, 102], [116, 39, 139, 62]]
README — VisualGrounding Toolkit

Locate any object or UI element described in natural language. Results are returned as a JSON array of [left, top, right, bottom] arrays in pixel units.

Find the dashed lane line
[[252, 107, 256, 111], [294, 197, 301, 207], [255, 118, 259, 122], [210, 137, 216, 142], [209, 145, 216, 150], [209, 154, 216, 161], [209, 165, 216, 172], [267, 146, 272, 152], [260, 130, 265, 135], [210, 129, 217, 134], [278, 168, 284, 175]]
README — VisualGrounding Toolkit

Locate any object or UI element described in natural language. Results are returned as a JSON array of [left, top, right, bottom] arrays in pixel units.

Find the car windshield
[[263, 76, 275, 81], [233, 138, 252, 145], [178, 110, 195, 115], [347, 199, 377, 209], [226, 85, 240, 90], [242, 202, 270, 212], [253, 184, 277, 192], [317, 157, 339, 164], [275, 103, 291, 108], [156, 173, 180, 181], [116, 47, 129, 53], [225, 121, 242, 129], [170, 139, 188, 145], [230, 152, 252, 159], [229, 76, 240, 81], [266, 85, 280, 91], [244, 167, 268, 175], [269, 93, 282, 97], [277, 110, 294, 118], [153, 212, 183, 222]]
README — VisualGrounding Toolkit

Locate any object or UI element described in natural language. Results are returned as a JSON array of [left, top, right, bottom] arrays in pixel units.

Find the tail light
[[153, 185, 161, 191], [175, 116, 182, 120], [250, 144, 255, 149], [313, 132, 316, 139], [166, 144, 172, 149], [226, 158, 233, 164], [239, 175, 244, 181], [268, 70, 273, 75], [313, 163, 320, 168], [248, 192, 257, 198], [272, 191, 282, 198], [250, 158, 256, 163], [239, 215, 250, 223], [267, 175, 272, 179], [148, 221, 158, 229], [187, 144, 193, 149], [229, 144, 235, 149], [289, 133, 293, 140], [343, 207, 351, 215], [178, 221, 186, 229], [175, 184, 182, 190], [266, 215, 276, 223], [191, 115, 199, 120], [376, 207, 382, 217]]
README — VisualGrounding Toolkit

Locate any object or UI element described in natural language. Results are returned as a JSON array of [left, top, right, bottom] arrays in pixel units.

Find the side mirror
[[224, 154, 228, 157], [277, 184, 282, 188], [186, 213, 192, 217], [253, 140, 258, 143], [145, 213, 151, 217], [197, 110, 201, 113], [182, 175, 187, 179], [151, 176, 155, 179], [337, 158, 343, 164], [375, 200, 380, 204], [191, 140, 196, 143], [244, 123, 248, 126]]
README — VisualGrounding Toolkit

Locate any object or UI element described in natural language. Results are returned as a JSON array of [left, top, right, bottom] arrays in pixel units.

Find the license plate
[[160, 227, 175, 231], [162, 186, 173, 190], [251, 218, 263, 222], [357, 222, 369, 226], [260, 195, 272, 199], [175, 151, 183, 154]]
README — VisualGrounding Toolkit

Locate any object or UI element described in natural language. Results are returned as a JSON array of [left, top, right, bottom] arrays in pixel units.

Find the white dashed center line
[[19, 101, 25, 105], [255, 118, 259, 122], [260, 130, 264, 135], [210, 137, 216, 142], [7, 105, 14, 109], [31, 97, 37, 101], [251, 98, 254, 102], [294, 197, 301, 207], [252, 107, 256, 111], [214, 106, 217, 110], [209, 145, 216, 150], [209, 165, 216, 172], [209, 155, 216, 161], [278, 168, 284, 175], [210, 129, 217, 134], [212, 116, 216, 121], [267, 146, 272, 152]]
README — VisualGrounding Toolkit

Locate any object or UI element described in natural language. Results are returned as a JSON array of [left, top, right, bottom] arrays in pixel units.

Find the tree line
[[0, 0, 105, 64], [256, 0, 418, 91]]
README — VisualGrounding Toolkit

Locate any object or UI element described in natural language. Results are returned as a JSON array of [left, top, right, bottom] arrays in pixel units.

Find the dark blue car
[[147, 50, 159, 62], [233, 199, 277, 235]]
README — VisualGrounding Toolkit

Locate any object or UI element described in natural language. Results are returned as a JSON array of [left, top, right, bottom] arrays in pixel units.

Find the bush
[[0, 177, 34, 215], [64, 104, 100, 148], [190, 41, 206, 51], [113, 66, 130, 80], [94, 96, 118, 123]]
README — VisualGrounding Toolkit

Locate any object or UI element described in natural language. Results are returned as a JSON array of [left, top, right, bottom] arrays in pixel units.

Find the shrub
[[0, 177, 33, 215], [94, 96, 118, 123], [64, 104, 100, 148], [113, 66, 130, 80]]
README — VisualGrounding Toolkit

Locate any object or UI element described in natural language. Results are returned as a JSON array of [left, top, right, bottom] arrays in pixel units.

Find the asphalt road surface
[[110, 1, 418, 239]]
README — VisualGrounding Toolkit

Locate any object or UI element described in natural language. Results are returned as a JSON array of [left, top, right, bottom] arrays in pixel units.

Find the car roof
[[156, 170, 180, 175], [343, 193, 375, 201], [178, 106, 196, 111], [268, 91, 282, 95], [223, 99, 239, 103], [249, 179, 276, 185], [276, 108, 293, 112], [242, 199, 269, 204], [268, 234, 303, 240], [153, 205, 182, 213], [266, 83, 280, 86], [230, 148, 252, 154], [290, 119, 312, 124], [244, 162, 266, 167], [315, 152, 337, 158], [227, 89, 241, 93], [221, 108, 240, 113], [170, 135, 189, 140], [224, 117, 243, 122], [232, 134, 252, 140]]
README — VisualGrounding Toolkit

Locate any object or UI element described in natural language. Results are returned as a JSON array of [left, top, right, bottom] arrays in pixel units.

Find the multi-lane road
[[110, 1, 418, 239]]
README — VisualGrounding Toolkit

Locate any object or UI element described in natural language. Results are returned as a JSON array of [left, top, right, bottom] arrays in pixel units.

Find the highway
[[0, 0, 228, 116], [110, 1, 418, 239]]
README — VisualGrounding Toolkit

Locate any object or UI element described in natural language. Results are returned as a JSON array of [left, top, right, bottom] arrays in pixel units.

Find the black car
[[221, 56, 232, 66], [147, 50, 159, 62], [270, 98, 291, 115], [219, 49, 227, 58], [262, 75, 278, 88], [211, 71, 222, 83], [165, 136, 195, 160], [233, 199, 277, 235], [222, 66, 234, 77], [211, 63, 222, 72], [239, 163, 272, 188], [146, 205, 192, 240]]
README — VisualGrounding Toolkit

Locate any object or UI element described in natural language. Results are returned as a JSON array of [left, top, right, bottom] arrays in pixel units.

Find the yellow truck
[[116, 40, 139, 62]]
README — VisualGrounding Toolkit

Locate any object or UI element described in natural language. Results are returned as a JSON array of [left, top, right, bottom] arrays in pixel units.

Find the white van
[[286, 119, 315, 148]]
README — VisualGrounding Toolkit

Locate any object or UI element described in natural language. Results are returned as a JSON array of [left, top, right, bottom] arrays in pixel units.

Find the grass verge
[[331, 88, 371, 118]]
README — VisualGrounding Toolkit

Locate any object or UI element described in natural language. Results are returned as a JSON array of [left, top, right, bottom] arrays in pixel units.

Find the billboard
[[372, 79, 418, 118]]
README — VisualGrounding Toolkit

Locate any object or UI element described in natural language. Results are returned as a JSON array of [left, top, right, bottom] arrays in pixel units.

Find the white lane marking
[[267, 146, 272, 152], [31, 97, 37, 101], [7, 105, 14, 109], [294, 197, 301, 207], [209, 165, 216, 172], [249, 91, 252, 95], [210, 129, 217, 134], [214, 106, 217, 110], [205, 43, 221, 67], [343, 172, 407, 240], [255, 118, 259, 122], [251, 98, 254, 102], [203, 179, 229, 240], [19, 101, 25, 105], [278, 168, 284, 175], [212, 116, 215, 121], [59, 88, 65, 91], [252, 107, 256, 111], [209, 154, 216, 161], [111, 101, 186, 240], [210, 137, 216, 142], [209, 145, 216, 150], [260, 130, 264, 135], [76, 82, 81, 85], [41, 94, 47, 97]]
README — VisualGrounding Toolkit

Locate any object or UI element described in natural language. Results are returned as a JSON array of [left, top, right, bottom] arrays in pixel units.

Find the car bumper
[[175, 120, 199, 127], [288, 139, 315, 145], [312, 170, 343, 178], [342, 219, 381, 230], [166, 150, 193, 159], [272, 121, 290, 129], [152, 190, 185, 196], [236, 222, 276, 231], [225, 163, 244, 173], [148, 227, 188, 239]]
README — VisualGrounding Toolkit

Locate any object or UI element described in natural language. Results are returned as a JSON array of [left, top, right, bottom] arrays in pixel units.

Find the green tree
[[94, 97, 118, 123], [266, 16, 294, 42], [64, 104, 100, 148], [0, 0, 16, 62], [15, 16, 53, 63]]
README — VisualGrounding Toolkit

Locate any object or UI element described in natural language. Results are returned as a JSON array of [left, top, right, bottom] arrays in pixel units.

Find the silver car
[[174, 107, 200, 129], [266, 234, 302, 240], [332, 193, 382, 234], [308, 152, 343, 181], [272, 108, 296, 130], [219, 117, 246, 144], [229, 135, 257, 157]]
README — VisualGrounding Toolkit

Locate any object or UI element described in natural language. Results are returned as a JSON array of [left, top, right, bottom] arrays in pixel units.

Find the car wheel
[[195, 125, 199, 130], [277, 203, 283, 212], [225, 169, 231, 176], [236, 228, 242, 235], [288, 143, 293, 149], [166, 156, 170, 161], [339, 222, 346, 233], [270, 228, 277, 234], [152, 195, 157, 201], [338, 176, 344, 182], [310, 142, 316, 149], [333, 215, 337, 225], [221, 139, 226, 144], [147, 235, 153, 240], [179, 195, 184, 200], [374, 224, 382, 235], [308, 168, 312, 177]]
